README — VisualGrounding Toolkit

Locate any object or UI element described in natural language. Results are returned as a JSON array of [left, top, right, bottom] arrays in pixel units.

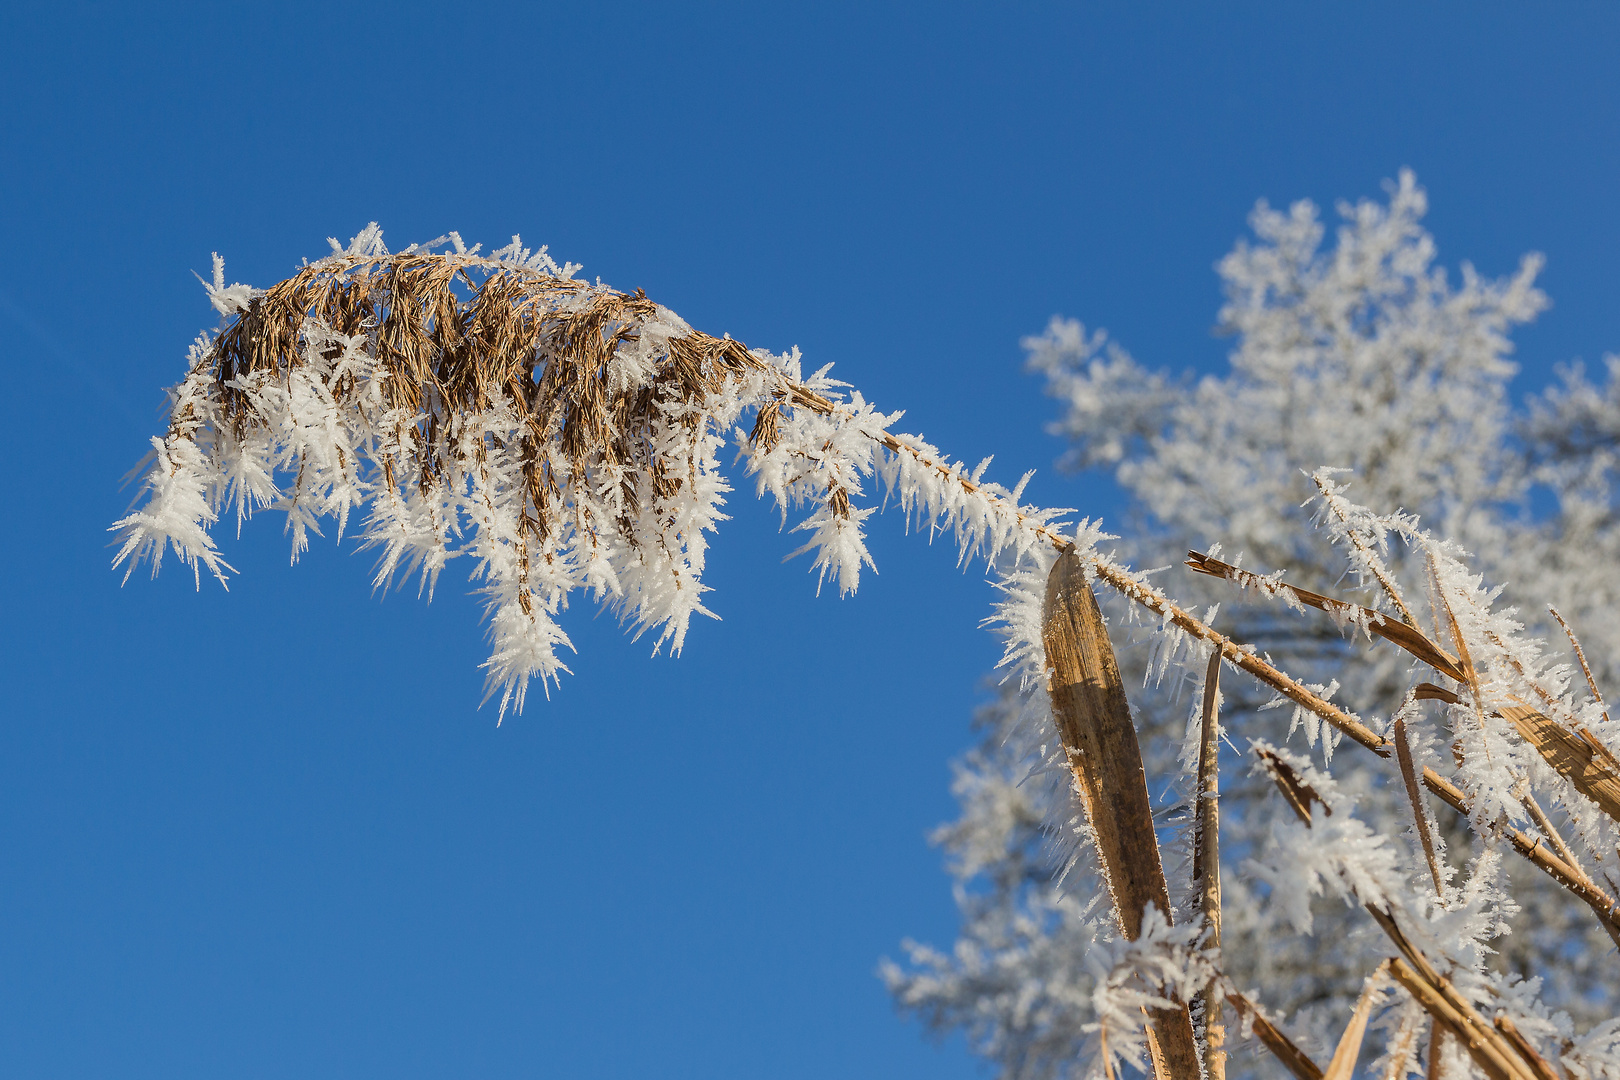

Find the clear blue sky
[[2, 3, 1616, 1077]]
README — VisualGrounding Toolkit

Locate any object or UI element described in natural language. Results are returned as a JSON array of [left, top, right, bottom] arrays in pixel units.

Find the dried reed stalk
[[1420, 761, 1620, 948], [1225, 989, 1324, 1080], [1254, 725, 1569, 1080], [1516, 781, 1586, 884], [192, 249, 1620, 962], [1494, 1015, 1564, 1080], [1042, 549, 1201, 1080], [1551, 606, 1611, 724], [1191, 650, 1225, 1080], [226, 253, 1619, 894], [1388, 959, 1522, 1080]]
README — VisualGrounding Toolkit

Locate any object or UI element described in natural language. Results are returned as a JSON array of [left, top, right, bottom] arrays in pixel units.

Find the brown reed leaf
[[1185, 550, 1464, 682], [1042, 548, 1201, 1080], [1394, 715, 1445, 898], [1192, 650, 1225, 1080], [1321, 962, 1389, 1080], [1499, 704, 1620, 825], [1255, 746, 1331, 826], [1225, 989, 1324, 1080], [1371, 908, 1551, 1080]]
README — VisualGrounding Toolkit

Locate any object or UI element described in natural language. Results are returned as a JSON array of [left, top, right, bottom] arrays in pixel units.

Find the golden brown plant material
[[198, 253, 775, 555], [1185, 550, 1463, 681], [1321, 962, 1389, 1080], [1370, 908, 1549, 1080], [1255, 745, 1332, 827], [1394, 714, 1446, 899], [1226, 989, 1324, 1080], [1192, 650, 1226, 1080], [190, 247, 1620, 966], [1551, 606, 1612, 724], [1499, 705, 1620, 825]]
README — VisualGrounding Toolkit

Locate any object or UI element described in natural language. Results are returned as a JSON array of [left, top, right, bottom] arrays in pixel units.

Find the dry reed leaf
[[1192, 650, 1225, 1080], [1499, 705, 1620, 825], [1408, 686, 1619, 847], [1370, 908, 1548, 1080], [1255, 746, 1331, 826], [1321, 962, 1389, 1080], [1185, 550, 1464, 681], [1041, 548, 1201, 1080], [1414, 683, 1461, 705], [1386, 959, 1532, 1080]]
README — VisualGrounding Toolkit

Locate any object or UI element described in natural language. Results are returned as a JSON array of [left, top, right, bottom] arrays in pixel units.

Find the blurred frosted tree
[[885, 172, 1620, 1077]]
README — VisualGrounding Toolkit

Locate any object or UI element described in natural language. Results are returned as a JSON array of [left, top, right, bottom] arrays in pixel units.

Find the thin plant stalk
[[1394, 713, 1445, 899], [1191, 649, 1225, 1080], [1312, 472, 1423, 629], [1551, 606, 1611, 724]]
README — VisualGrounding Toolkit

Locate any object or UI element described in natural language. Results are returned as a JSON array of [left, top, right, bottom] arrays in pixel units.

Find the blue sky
[[2, 3, 1617, 1077]]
